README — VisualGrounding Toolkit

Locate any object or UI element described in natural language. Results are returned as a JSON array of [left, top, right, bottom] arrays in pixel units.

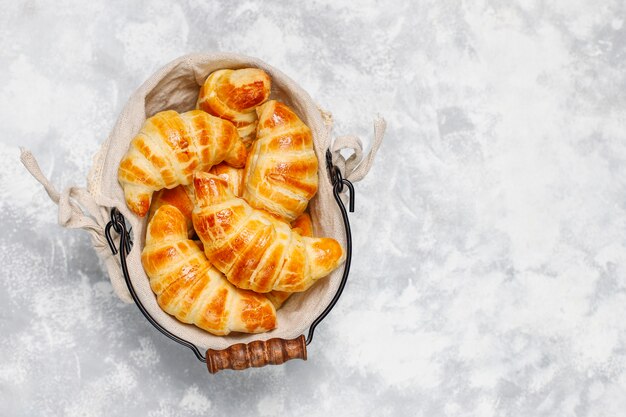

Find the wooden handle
[[206, 335, 307, 374]]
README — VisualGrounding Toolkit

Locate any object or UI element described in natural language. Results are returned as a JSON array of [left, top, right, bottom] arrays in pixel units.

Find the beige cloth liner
[[21, 53, 386, 351]]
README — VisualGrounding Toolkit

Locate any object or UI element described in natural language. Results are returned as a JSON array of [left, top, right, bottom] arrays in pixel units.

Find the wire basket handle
[[105, 148, 356, 373]]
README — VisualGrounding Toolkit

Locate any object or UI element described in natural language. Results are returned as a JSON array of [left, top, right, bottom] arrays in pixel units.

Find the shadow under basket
[[106, 150, 355, 374]]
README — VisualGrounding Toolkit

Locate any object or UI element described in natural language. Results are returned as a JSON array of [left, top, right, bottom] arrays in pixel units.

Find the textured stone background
[[2, 0, 626, 416]]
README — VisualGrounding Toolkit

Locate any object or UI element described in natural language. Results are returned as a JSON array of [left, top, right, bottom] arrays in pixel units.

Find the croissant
[[291, 212, 313, 237], [146, 165, 243, 236], [266, 291, 292, 310], [148, 185, 195, 238], [118, 109, 247, 217], [192, 172, 345, 293], [243, 100, 318, 222], [209, 163, 244, 197], [147, 169, 242, 238], [149, 179, 308, 310], [197, 68, 271, 145], [141, 205, 277, 335]]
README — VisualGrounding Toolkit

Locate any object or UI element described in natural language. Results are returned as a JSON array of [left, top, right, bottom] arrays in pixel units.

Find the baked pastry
[[118, 109, 246, 217], [147, 165, 244, 238], [266, 213, 315, 309], [148, 180, 313, 310], [266, 291, 292, 310], [209, 163, 244, 197], [141, 205, 277, 335], [192, 172, 345, 293], [148, 185, 195, 238], [291, 212, 313, 237], [243, 100, 318, 222], [197, 68, 271, 145]]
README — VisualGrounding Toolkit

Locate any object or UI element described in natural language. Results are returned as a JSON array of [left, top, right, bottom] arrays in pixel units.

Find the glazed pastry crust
[[291, 212, 313, 238], [210, 163, 244, 198], [148, 185, 195, 238], [196, 68, 271, 145], [266, 213, 315, 309]]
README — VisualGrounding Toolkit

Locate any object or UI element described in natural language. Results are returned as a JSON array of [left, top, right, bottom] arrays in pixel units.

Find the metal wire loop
[[105, 221, 118, 255], [105, 209, 132, 255]]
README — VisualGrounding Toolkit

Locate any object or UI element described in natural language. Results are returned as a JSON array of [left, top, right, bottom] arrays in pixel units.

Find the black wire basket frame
[[105, 149, 355, 366]]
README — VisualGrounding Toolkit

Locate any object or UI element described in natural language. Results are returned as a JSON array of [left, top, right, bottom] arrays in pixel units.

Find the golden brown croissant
[[147, 166, 244, 231], [118, 109, 247, 217], [148, 185, 195, 238], [149, 180, 308, 310], [209, 163, 244, 197], [291, 212, 314, 237], [243, 100, 319, 222], [196, 68, 271, 145], [141, 205, 277, 335], [192, 172, 345, 293], [265, 291, 292, 310]]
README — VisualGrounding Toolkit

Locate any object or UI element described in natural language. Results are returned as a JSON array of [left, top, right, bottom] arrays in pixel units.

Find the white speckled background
[[2, 0, 626, 415]]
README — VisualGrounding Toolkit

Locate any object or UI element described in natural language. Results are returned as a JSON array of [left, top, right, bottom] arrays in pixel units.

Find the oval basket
[[21, 53, 385, 373]]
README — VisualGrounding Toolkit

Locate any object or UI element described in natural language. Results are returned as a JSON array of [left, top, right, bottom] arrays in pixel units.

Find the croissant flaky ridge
[[197, 68, 271, 144], [118, 109, 247, 217], [192, 172, 345, 294], [141, 205, 277, 335], [209, 163, 244, 198], [265, 213, 315, 309], [243, 100, 319, 222]]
